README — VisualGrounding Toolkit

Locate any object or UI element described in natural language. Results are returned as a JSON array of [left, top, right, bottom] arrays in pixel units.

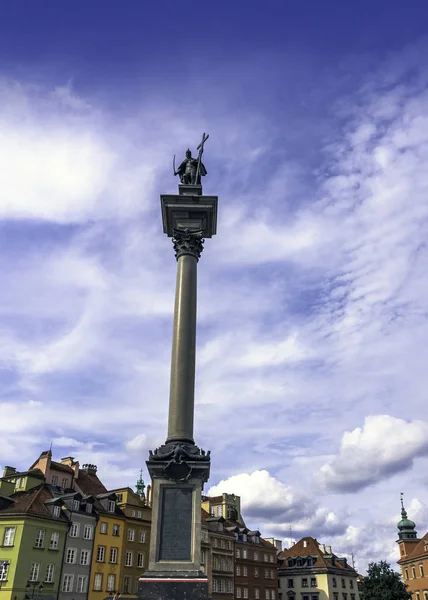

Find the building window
[[254, 551, 259, 560], [302, 578, 308, 587], [311, 578, 317, 587], [80, 550, 90, 566], [243, 566, 248, 577], [62, 478, 68, 489], [255, 589, 260, 599], [107, 574, 116, 592], [125, 551, 133, 567], [288, 579, 294, 588], [213, 538, 218, 548], [243, 588, 248, 598], [132, 510, 136, 517], [76, 575, 88, 593], [3, 527, 15, 546], [349, 580, 353, 589], [124, 576, 132, 594], [243, 549, 248, 559], [86, 503, 93, 514], [62, 574, 74, 592], [332, 578, 337, 588], [236, 566, 241, 576], [342, 579, 346, 588], [96, 546, 106, 562], [0, 562, 9, 582], [53, 506, 61, 518], [139, 531, 146, 543], [69, 523, 80, 538], [254, 568, 259, 577], [44, 564, 54, 583], [112, 524, 120, 536], [116, 493, 123, 502], [137, 553, 144, 568], [49, 532, 59, 550], [228, 541, 233, 550], [412, 567, 417, 579], [66, 548, 77, 564], [128, 529, 135, 542], [73, 500, 80, 511], [201, 550, 205, 565], [351, 595, 355, 600], [100, 522, 108, 534], [221, 539, 226, 549], [34, 530, 45, 548], [93, 573, 103, 591], [220, 580, 226, 593], [108, 500, 116, 513], [137, 511, 142, 519], [236, 587, 241, 598], [110, 547, 118, 563], [342, 594, 347, 600], [52, 476, 58, 486], [29, 563, 40, 582], [333, 594, 339, 600], [420, 565, 425, 577], [265, 569, 269, 578], [83, 525, 93, 540], [264, 553, 269, 562], [227, 580, 233, 593], [266, 590, 270, 600], [236, 549, 240, 558], [270, 555, 275, 563], [404, 569, 409, 580]]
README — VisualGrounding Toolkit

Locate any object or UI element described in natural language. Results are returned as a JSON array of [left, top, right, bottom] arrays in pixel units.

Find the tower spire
[[397, 493, 418, 541], [136, 469, 146, 502]]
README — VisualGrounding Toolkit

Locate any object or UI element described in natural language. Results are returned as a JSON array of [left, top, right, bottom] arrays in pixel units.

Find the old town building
[[278, 537, 360, 600], [397, 497, 428, 599]]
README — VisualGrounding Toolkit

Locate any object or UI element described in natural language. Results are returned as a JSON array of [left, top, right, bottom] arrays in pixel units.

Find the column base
[[138, 572, 208, 600]]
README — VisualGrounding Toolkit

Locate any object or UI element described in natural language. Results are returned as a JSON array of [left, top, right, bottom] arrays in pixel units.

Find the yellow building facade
[[89, 493, 126, 600]]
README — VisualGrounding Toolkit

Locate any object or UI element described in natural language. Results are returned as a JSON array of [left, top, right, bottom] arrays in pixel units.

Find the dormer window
[[86, 503, 93, 514], [242, 534, 247, 542], [53, 506, 61, 518], [108, 500, 115, 513], [73, 500, 80, 511]]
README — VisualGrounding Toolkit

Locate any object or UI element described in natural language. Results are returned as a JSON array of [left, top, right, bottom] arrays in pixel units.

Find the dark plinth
[[138, 574, 208, 600], [158, 487, 192, 560], [160, 193, 218, 238]]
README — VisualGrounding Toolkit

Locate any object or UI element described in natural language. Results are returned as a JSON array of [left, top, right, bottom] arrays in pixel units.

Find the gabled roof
[[278, 537, 357, 573], [0, 468, 45, 481], [50, 461, 74, 474], [0, 484, 69, 522], [398, 532, 428, 563], [75, 469, 107, 496]]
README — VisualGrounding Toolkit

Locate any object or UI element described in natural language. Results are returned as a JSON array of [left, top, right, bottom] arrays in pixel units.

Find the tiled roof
[[0, 484, 68, 521], [278, 537, 357, 573], [398, 532, 428, 563], [50, 461, 74, 474], [75, 469, 107, 496]]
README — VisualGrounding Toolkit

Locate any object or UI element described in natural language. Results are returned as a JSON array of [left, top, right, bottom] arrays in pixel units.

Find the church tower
[[397, 493, 419, 559]]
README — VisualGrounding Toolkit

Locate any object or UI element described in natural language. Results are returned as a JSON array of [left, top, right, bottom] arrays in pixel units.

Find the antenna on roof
[[49, 441, 53, 453], [351, 553, 355, 569]]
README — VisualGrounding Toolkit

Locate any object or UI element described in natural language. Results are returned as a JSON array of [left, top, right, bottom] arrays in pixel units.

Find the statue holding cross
[[174, 133, 209, 185]]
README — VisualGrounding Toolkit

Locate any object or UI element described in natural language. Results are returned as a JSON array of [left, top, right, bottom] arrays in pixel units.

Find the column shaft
[[166, 253, 197, 443]]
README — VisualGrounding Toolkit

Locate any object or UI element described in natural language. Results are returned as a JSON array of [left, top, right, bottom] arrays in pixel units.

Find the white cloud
[[319, 416, 428, 492]]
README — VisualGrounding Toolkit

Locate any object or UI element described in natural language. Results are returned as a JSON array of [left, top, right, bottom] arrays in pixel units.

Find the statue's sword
[[173, 154, 176, 176]]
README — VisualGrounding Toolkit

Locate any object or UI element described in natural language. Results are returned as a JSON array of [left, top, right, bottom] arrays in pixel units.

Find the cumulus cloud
[[208, 470, 347, 539], [319, 415, 428, 492]]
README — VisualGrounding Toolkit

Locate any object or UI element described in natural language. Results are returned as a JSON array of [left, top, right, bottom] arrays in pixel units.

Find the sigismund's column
[[138, 135, 218, 600]]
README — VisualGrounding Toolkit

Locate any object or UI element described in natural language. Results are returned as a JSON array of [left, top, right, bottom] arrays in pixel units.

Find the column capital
[[172, 228, 205, 261]]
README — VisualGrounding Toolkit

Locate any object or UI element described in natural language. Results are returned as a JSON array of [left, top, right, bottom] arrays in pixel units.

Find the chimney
[[326, 545, 332, 554], [82, 464, 97, 475], [36, 450, 52, 475], [62, 457, 79, 479], [2, 466, 16, 477], [319, 544, 326, 553]]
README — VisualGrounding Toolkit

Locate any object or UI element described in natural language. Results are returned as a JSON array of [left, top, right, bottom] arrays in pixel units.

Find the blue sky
[[1, 0, 428, 573]]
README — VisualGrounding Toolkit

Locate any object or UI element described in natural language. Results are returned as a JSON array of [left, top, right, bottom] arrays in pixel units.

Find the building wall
[[278, 570, 360, 600], [399, 556, 428, 598], [88, 514, 125, 600], [235, 542, 277, 600], [59, 512, 96, 600], [0, 516, 68, 600], [210, 532, 234, 600]]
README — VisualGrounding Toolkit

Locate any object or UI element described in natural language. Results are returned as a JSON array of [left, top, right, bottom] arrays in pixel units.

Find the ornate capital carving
[[172, 229, 205, 261], [147, 442, 211, 483]]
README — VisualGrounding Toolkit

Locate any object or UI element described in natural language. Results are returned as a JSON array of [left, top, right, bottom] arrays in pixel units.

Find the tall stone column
[[138, 175, 218, 600]]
